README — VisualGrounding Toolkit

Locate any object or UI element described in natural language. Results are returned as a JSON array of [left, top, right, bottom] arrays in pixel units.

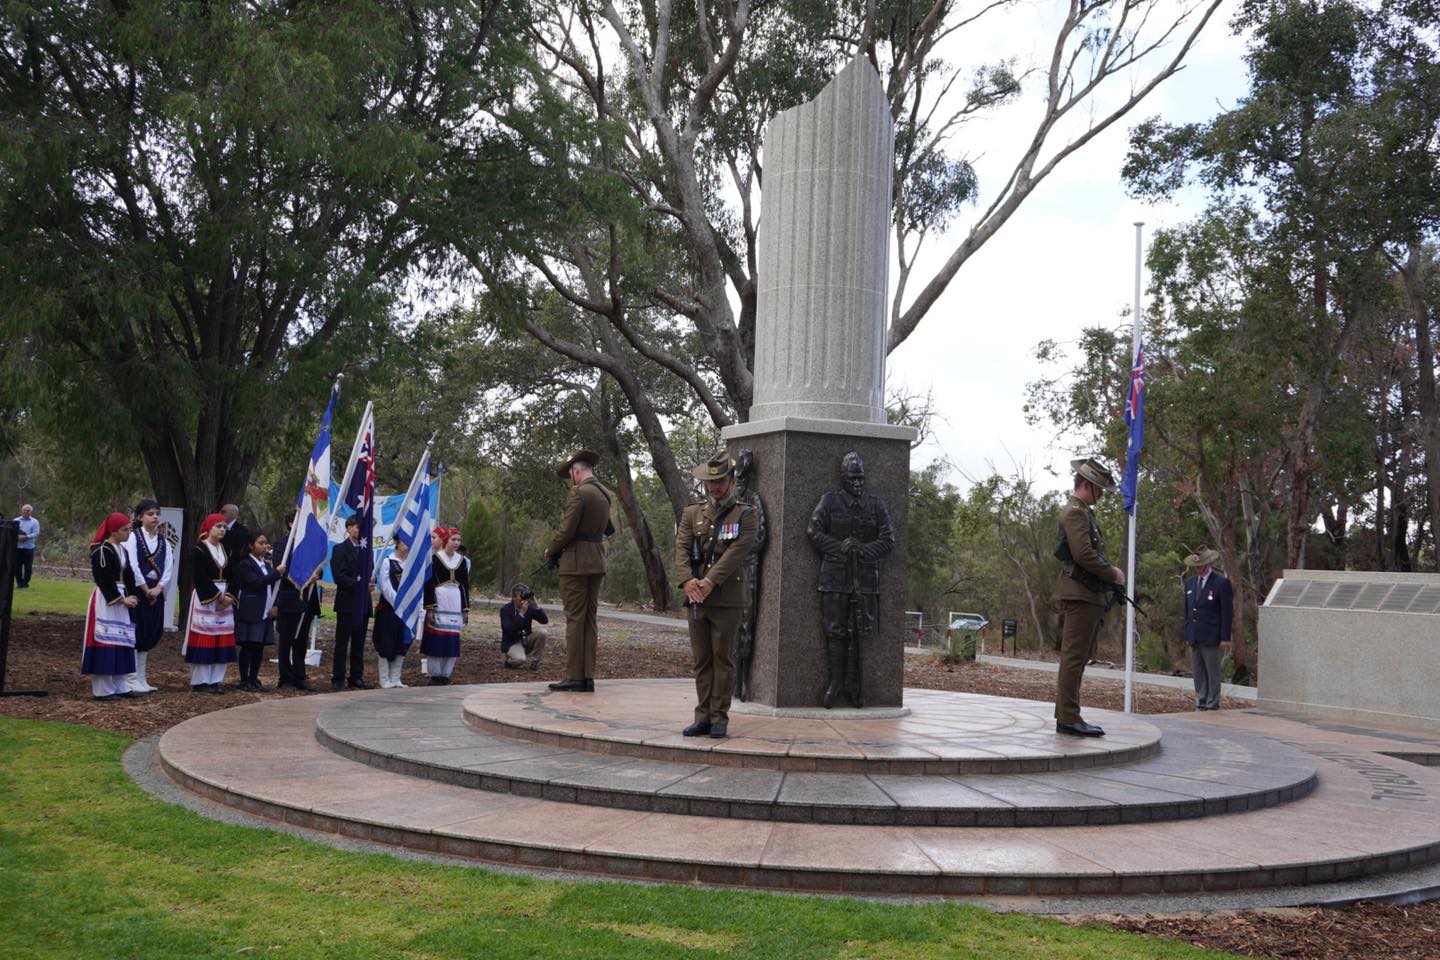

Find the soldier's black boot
[[821, 639, 846, 708], [846, 637, 864, 708]]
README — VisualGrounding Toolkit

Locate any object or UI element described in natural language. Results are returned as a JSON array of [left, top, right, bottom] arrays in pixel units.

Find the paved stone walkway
[[154, 685, 1440, 901]]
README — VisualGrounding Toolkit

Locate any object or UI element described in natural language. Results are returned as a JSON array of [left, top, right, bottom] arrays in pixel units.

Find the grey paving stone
[[777, 773, 898, 809], [869, 774, 1014, 812], [470, 751, 629, 784], [563, 759, 706, 794], [660, 767, 786, 803]]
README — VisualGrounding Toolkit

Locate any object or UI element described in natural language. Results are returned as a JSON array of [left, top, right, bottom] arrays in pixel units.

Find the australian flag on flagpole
[[282, 380, 339, 584], [1121, 336, 1146, 516], [337, 402, 376, 623], [392, 443, 435, 645]]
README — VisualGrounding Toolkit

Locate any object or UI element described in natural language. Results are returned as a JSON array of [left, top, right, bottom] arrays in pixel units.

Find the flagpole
[[1124, 222, 1144, 713]]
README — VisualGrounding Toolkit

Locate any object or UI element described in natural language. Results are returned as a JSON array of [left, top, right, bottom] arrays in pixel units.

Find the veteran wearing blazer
[[1183, 547, 1234, 711]]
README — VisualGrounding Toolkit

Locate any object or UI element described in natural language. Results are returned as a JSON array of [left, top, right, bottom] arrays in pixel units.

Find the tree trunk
[[602, 431, 673, 612], [1401, 245, 1440, 571]]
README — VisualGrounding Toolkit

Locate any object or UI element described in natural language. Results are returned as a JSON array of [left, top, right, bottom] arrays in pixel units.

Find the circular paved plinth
[[318, 688, 1317, 826], [153, 688, 1440, 901], [461, 680, 1163, 775]]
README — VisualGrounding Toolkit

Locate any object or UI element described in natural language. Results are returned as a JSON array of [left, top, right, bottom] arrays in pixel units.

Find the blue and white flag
[[1121, 336, 1146, 516], [392, 445, 435, 644], [282, 381, 339, 584]]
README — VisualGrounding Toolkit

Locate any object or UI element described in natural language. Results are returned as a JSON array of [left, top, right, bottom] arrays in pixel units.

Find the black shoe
[[294, 680, 310, 691], [710, 724, 728, 739], [1056, 720, 1106, 737], [191, 684, 208, 694], [331, 679, 344, 691], [548, 679, 586, 692], [581, 679, 594, 692], [682, 721, 712, 737], [252, 681, 270, 693], [207, 683, 224, 694], [347, 680, 373, 690], [95, 693, 120, 701], [119, 690, 139, 699]]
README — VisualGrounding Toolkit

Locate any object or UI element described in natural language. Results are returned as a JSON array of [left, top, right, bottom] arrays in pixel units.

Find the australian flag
[[1121, 335, 1146, 516], [338, 403, 376, 622], [283, 382, 338, 584]]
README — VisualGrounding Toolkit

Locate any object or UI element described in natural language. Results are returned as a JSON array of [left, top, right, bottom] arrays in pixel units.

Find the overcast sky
[[886, 0, 1251, 493]]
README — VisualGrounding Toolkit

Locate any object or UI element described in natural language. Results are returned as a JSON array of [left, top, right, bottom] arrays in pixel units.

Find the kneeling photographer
[[498, 582, 549, 671]]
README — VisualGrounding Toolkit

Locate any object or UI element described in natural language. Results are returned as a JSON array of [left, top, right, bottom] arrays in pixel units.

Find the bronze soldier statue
[[806, 452, 895, 708], [731, 448, 767, 702]]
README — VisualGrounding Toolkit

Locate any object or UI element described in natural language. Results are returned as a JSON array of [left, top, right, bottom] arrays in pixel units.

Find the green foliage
[[460, 497, 502, 596], [0, 0, 536, 532], [0, 716, 1242, 959]]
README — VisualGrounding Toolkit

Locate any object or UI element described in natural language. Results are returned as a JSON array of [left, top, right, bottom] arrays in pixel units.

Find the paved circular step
[[154, 688, 1440, 901], [461, 680, 1164, 775], [317, 691, 1317, 826]]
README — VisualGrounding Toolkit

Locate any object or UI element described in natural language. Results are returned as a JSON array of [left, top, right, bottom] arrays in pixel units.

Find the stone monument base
[[721, 416, 915, 709]]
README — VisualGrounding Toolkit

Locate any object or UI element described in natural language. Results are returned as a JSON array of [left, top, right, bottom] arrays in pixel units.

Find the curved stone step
[[461, 681, 1164, 775], [316, 691, 1318, 826], [154, 690, 1440, 900]]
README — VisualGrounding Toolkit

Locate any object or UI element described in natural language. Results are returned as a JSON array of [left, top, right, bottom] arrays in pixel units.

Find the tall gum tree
[[487, 0, 1223, 519], [0, 0, 531, 563]]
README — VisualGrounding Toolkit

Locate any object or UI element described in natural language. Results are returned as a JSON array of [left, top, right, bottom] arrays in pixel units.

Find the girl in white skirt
[[183, 512, 237, 693], [82, 512, 140, 700]]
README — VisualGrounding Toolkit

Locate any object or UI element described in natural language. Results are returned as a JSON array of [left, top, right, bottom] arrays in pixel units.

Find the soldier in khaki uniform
[[1052, 457, 1125, 737], [545, 450, 611, 692], [675, 455, 757, 738]]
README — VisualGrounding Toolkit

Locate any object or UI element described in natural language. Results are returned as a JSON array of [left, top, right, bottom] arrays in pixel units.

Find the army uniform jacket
[[674, 497, 758, 608], [546, 477, 611, 576], [806, 492, 895, 595], [1052, 494, 1120, 606]]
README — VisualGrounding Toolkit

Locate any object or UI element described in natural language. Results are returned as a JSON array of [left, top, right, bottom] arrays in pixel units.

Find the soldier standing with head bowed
[[676, 455, 757, 738], [545, 450, 611, 693], [1051, 457, 1125, 737]]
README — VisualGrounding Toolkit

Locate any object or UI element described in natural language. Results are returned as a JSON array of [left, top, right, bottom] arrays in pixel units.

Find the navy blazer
[[1184, 570, 1234, 647], [331, 539, 373, 615], [232, 554, 284, 624]]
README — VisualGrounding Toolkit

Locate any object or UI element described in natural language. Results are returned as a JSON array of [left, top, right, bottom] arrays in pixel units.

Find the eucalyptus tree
[[1125, 0, 1440, 568], [475, 0, 1223, 519], [0, 0, 532, 544]]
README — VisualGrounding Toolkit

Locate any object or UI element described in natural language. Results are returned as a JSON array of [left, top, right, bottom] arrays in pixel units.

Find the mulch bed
[[1, 607, 1432, 959]]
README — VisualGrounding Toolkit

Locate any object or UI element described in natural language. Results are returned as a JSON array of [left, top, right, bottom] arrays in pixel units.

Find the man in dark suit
[[330, 516, 373, 690], [1183, 547, 1234, 711], [220, 504, 250, 559], [544, 449, 610, 693]]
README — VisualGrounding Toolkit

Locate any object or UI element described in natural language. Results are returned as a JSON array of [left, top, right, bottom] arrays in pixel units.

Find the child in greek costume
[[82, 512, 140, 700]]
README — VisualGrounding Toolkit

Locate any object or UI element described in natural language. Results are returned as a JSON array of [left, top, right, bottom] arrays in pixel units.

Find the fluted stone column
[[723, 58, 915, 711], [749, 56, 892, 425]]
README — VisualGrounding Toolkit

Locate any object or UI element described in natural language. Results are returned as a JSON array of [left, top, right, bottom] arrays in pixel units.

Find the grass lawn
[[10, 578, 94, 617], [0, 718, 1241, 960]]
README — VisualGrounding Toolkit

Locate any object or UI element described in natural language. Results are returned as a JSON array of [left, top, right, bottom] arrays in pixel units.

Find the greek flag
[[281, 381, 339, 584], [392, 445, 435, 644]]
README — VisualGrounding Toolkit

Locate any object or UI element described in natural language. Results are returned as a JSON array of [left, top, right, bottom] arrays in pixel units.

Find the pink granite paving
[[153, 690, 1440, 897], [461, 680, 1161, 773]]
